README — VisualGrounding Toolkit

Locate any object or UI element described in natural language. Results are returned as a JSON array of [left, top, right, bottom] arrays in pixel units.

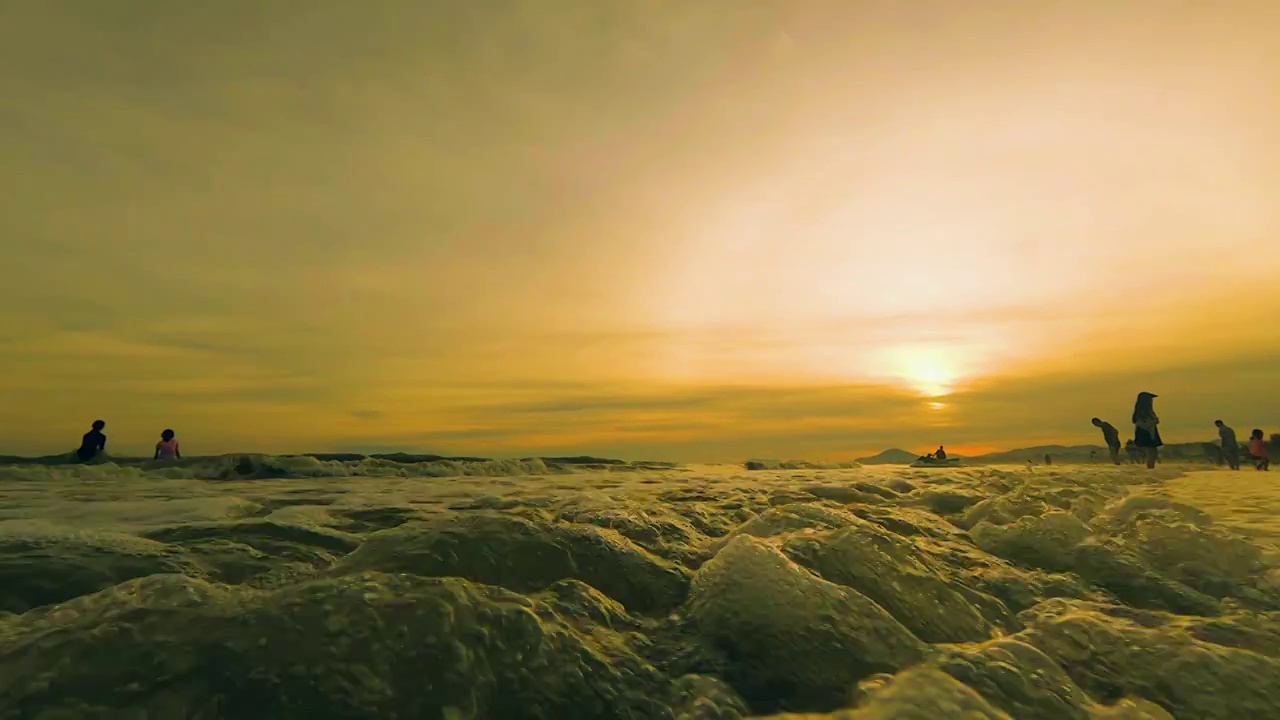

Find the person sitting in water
[[1248, 429, 1270, 471], [154, 428, 181, 461], [75, 420, 107, 463], [935, 446, 947, 460]]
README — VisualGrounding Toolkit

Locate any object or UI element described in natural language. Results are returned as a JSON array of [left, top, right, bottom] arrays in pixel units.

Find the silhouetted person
[[75, 420, 107, 463], [154, 429, 181, 461], [935, 446, 947, 460], [1215, 420, 1240, 470], [1124, 439, 1141, 464], [1043, 453, 1052, 465], [1248, 429, 1270, 471], [1132, 392, 1162, 469], [1092, 417, 1122, 464]]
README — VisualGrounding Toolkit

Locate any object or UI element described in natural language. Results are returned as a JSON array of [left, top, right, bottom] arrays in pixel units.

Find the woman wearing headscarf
[[1132, 391, 1162, 469]]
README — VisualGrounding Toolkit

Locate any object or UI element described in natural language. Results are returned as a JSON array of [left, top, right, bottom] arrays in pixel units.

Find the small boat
[[910, 456, 965, 468]]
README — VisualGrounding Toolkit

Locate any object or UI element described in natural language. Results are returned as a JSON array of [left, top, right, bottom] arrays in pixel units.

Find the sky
[[2, 1, 1278, 461]]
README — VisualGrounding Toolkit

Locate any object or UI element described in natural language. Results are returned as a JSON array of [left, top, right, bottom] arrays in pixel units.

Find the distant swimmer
[[1215, 420, 1240, 470], [1131, 392, 1162, 469], [154, 429, 181, 461], [1091, 417, 1122, 464], [75, 420, 107, 463], [1044, 453, 1052, 465], [935, 446, 947, 460], [1248, 429, 1270, 471]]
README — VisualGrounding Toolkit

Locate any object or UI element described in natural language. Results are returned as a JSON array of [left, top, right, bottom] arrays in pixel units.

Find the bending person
[[1092, 417, 1122, 464]]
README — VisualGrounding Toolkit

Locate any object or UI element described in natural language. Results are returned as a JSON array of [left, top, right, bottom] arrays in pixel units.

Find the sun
[[879, 343, 963, 397], [900, 356, 956, 397]]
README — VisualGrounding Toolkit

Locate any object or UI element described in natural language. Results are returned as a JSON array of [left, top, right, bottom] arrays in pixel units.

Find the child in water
[[154, 429, 181, 461], [1248, 429, 1269, 471]]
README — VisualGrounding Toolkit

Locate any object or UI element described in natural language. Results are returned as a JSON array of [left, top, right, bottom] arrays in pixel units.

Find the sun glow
[[879, 343, 965, 397]]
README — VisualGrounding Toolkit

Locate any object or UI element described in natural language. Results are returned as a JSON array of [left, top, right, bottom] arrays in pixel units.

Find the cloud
[[499, 393, 718, 415]]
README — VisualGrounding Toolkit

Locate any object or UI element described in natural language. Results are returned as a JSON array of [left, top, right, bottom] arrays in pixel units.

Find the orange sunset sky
[[2, 1, 1278, 460]]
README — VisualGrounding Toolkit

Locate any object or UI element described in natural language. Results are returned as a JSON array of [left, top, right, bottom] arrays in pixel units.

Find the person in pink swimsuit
[[1248, 429, 1270, 471], [154, 429, 181, 461]]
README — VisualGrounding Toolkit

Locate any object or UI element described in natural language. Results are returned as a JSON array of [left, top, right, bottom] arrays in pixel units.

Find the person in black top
[[76, 420, 107, 463], [1215, 420, 1240, 470], [935, 446, 947, 460], [1132, 392, 1162, 469]]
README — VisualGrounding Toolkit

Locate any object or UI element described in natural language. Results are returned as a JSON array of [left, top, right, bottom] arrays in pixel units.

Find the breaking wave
[[0, 454, 555, 482], [744, 459, 861, 470]]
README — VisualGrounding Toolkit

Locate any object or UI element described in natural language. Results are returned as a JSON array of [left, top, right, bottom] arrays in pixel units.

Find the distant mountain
[[855, 448, 920, 465]]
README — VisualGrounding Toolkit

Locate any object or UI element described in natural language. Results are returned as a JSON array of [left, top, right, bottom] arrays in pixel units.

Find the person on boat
[[1215, 420, 1240, 470], [1091, 417, 1122, 464], [935, 446, 947, 460], [154, 429, 181, 461], [75, 420, 107, 463], [1131, 392, 1162, 469], [1248, 429, 1270, 471]]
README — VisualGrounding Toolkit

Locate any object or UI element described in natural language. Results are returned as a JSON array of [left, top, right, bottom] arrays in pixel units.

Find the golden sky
[[2, 1, 1278, 460]]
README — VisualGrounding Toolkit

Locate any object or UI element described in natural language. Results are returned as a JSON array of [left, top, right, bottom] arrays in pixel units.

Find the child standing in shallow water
[[1248, 429, 1269, 471], [154, 429, 181, 461]]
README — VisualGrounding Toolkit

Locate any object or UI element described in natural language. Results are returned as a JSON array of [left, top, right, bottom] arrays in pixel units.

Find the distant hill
[[855, 448, 920, 465]]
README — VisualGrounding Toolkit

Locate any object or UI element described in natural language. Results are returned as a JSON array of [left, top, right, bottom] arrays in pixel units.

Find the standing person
[[1124, 439, 1141, 464], [1044, 453, 1052, 465], [154, 429, 181, 461], [75, 420, 107, 463], [1132, 392, 1162, 469], [1092, 417, 1123, 464], [1248, 429, 1270, 470], [1215, 420, 1240, 470]]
